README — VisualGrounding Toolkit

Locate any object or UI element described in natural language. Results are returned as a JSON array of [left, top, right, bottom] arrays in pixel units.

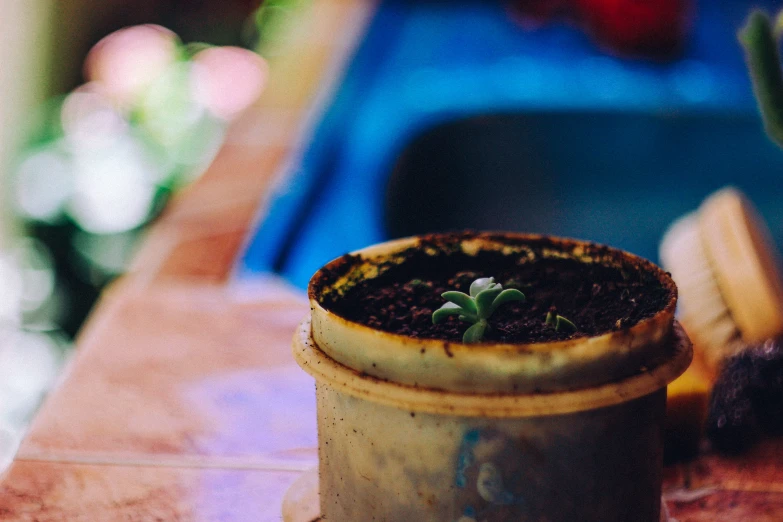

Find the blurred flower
[[0, 328, 63, 421], [68, 134, 160, 234], [13, 147, 72, 223], [135, 60, 225, 173], [12, 239, 56, 318], [0, 239, 57, 326], [192, 46, 268, 119], [0, 325, 68, 470], [61, 84, 129, 149], [577, 0, 691, 59], [85, 25, 179, 109], [0, 240, 66, 473], [12, 21, 271, 347], [0, 255, 24, 325], [19, 24, 270, 237]]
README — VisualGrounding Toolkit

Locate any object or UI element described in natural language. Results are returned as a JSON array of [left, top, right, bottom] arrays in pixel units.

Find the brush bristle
[[660, 213, 741, 370]]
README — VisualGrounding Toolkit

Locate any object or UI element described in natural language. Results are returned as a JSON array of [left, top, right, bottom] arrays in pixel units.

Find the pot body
[[316, 383, 665, 522], [296, 232, 691, 522]]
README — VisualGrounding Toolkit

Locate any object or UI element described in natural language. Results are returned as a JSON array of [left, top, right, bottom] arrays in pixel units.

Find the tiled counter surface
[[2, 1, 783, 519]]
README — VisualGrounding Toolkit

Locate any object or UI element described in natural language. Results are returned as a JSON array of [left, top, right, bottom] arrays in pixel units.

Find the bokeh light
[[13, 148, 72, 222], [12, 238, 56, 318], [12, 21, 272, 337], [0, 239, 57, 326], [0, 254, 24, 325], [61, 84, 129, 148], [85, 24, 179, 109], [0, 236, 65, 469], [0, 326, 67, 468], [192, 46, 269, 119], [69, 136, 159, 234]]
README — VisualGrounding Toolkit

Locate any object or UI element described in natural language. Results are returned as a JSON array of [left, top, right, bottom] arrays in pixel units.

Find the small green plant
[[432, 277, 526, 343], [545, 310, 577, 333]]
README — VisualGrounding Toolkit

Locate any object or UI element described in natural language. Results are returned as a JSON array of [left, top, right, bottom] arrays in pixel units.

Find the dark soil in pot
[[318, 234, 673, 344]]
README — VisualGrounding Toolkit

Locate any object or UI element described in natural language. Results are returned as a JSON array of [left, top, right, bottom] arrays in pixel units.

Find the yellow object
[[665, 362, 712, 460]]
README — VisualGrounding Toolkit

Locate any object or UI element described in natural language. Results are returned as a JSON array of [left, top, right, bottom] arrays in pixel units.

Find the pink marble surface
[[18, 282, 317, 471], [0, 459, 302, 522]]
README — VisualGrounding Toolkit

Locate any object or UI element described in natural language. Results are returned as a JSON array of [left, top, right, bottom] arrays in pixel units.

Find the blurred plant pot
[[293, 232, 692, 522]]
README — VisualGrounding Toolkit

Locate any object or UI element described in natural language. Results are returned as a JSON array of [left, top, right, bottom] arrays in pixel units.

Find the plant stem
[[740, 10, 783, 148]]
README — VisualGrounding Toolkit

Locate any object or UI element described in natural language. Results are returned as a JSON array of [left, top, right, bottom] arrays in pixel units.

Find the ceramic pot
[[293, 232, 692, 522]]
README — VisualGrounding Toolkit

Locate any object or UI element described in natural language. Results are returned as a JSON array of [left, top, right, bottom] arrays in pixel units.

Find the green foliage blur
[[10, 1, 299, 338]]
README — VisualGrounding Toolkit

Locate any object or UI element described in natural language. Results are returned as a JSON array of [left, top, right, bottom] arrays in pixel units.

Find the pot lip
[[293, 316, 693, 417], [308, 231, 678, 353]]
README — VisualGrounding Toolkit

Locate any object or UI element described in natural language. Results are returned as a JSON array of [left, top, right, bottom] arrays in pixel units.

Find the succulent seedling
[[432, 277, 526, 343], [545, 310, 577, 333]]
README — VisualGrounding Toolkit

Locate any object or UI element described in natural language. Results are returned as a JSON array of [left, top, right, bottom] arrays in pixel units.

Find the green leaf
[[490, 289, 526, 315], [462, 321, 487, 343], [475, 286, 503, 319], [432, 303, 464, 324], [442, 291, 477, 314], [556, 315, 577, 333], [470, 277, 495, 297], [740, 10, 783, 148], [545, 311, 557, 326], [255, 0, 310, 57]]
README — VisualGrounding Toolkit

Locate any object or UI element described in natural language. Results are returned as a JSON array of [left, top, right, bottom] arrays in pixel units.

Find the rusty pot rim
[[309, 232, 677, 354], [305, 232, 681, 394], [293, 316, 692, 416]]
